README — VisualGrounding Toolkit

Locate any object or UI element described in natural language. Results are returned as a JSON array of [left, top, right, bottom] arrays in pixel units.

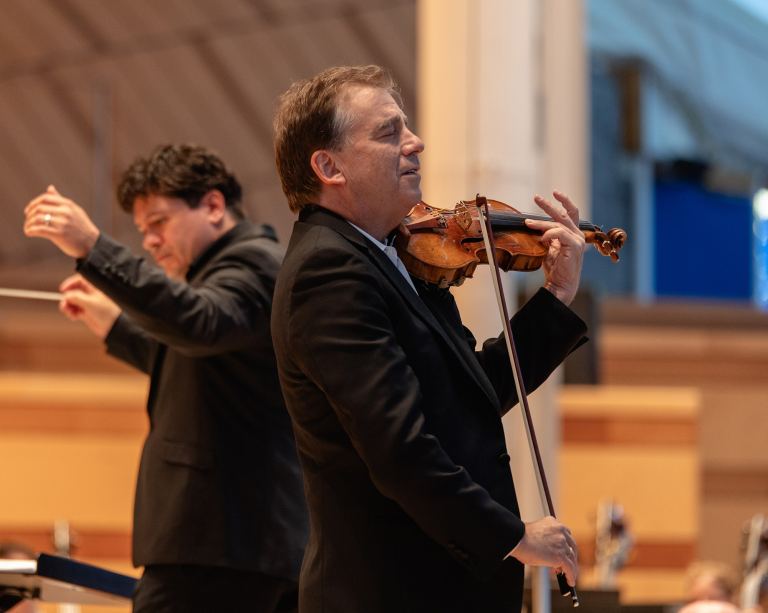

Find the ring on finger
[[43, 213, 52, 226]]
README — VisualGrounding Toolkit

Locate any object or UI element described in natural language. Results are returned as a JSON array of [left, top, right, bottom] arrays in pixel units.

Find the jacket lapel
[[304, 207, 500, 410]]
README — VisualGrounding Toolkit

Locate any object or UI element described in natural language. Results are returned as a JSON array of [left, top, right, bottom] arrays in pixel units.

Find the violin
[[394, 197, 627, 288], [594, 500, 634, 588]]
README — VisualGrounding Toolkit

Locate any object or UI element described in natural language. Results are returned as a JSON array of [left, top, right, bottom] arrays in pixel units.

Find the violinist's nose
[[402, 126, 424, 157]]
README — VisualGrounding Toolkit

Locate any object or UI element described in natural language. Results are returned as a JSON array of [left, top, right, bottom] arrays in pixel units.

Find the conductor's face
[[333, 85, 424, 233], [133, 194, 216, 280]]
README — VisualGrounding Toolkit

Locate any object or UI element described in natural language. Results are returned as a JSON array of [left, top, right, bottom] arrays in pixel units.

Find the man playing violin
[[271, 64, 587, 613]]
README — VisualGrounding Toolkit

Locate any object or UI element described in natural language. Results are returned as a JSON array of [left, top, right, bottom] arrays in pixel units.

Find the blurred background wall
[[0, 0, 416, 289]]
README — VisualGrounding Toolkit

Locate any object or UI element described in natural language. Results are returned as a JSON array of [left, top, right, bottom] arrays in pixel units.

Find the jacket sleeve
[[104, 313, 159, 374], [472, 288, 588, 415], [280, 244, 525, 576], [77, 233, 278, 357], [420, 283, 588, 416]]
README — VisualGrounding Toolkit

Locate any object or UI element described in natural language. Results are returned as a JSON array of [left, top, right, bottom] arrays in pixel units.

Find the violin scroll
[[588, 227, 627, 262]]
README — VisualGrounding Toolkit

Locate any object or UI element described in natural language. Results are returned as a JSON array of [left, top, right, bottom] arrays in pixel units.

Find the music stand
[[0, 553, 136, 611]]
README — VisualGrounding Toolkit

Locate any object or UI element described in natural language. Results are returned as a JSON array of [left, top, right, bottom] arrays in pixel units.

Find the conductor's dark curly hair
[[117, 144, 244, 219]]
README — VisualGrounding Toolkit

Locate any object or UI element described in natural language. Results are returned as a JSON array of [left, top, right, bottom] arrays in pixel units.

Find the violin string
[[487, 211, 596, 232]]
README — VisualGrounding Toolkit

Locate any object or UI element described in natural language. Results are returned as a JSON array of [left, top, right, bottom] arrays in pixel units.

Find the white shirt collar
[[347, 222, 417, 293]]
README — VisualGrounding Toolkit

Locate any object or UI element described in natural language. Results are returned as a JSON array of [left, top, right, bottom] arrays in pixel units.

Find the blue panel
[[654, 180, 752, 300], [755, 216, 768, 308]]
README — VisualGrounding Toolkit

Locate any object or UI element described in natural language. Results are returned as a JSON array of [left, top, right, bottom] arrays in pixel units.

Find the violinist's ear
[[310, 150, 346, 187]]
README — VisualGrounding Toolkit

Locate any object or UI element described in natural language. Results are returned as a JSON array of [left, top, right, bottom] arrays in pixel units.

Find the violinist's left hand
[[524, 190, 585, 306]]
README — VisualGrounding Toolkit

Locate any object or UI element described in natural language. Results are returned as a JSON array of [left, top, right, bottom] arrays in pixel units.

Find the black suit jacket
[[271, 207, 588, 612], [78, 221, 307, 580]]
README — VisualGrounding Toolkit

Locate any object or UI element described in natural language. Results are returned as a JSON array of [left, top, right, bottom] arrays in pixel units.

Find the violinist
[[271, 65, 587, 613]]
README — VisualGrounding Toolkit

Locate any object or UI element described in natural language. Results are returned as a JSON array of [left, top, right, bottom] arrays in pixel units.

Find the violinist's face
[[332, 85, 424, 236]]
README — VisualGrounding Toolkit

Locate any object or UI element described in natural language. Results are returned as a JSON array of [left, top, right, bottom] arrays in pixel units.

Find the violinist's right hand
[[59, 274, 121, 340], [508, 515, 579, 587]]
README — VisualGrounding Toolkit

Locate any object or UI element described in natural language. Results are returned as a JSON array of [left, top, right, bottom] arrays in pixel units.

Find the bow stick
[[476, 195, 579, 607]]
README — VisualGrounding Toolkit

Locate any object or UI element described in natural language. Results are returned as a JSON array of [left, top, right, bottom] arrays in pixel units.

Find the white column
[[541, 0, 589, 218], [417, 0, 539, 336], [418, 0, 588, 606], [529, 0, 589, 517]]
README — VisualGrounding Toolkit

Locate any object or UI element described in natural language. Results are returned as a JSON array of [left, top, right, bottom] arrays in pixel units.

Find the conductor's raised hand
[[59, 274, 120, 340], [509, 515, 579, 588], [24, 185, 100, 258], [524, 191, 586, 306]]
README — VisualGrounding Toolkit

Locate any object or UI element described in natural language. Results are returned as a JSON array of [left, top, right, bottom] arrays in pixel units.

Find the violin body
[[395, 197, 627, 288]]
